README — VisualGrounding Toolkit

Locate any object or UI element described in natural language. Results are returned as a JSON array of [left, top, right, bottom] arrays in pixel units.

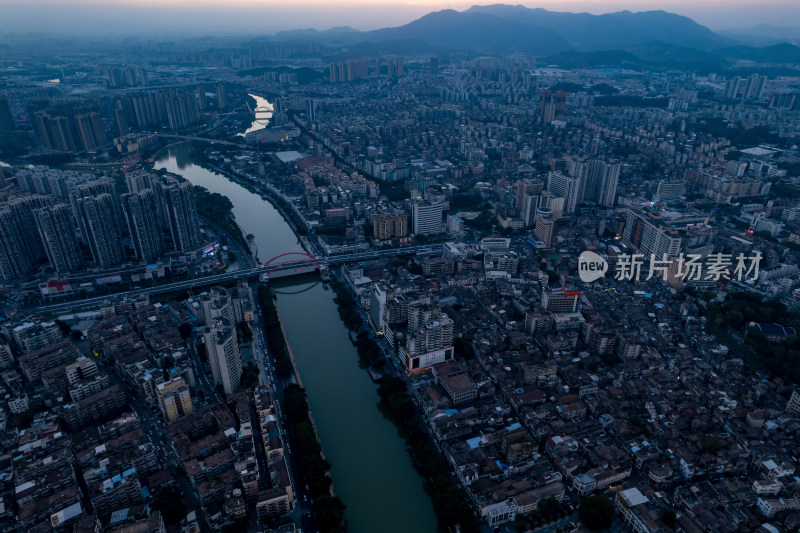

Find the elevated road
[[34, 245, 442, 315]]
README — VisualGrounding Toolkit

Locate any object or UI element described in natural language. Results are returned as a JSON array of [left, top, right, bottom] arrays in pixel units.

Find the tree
[[538, 496, 560, 517], [178, 322, 193, 341], [55, 319, 71, 336], [660, 508, 677, 527], [701, 435, 723, 454], [579, 494, 614, 531]]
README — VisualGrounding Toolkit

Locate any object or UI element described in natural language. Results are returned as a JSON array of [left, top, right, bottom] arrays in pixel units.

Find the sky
[[0, 0, 797, 37]]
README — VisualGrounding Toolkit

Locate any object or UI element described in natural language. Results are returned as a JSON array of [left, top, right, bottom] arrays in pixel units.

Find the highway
[[34, 245, 442, 315]]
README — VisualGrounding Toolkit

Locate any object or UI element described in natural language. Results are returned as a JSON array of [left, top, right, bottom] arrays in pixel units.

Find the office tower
[[0, 206, 36, 280], [161, 179, 200, 252], [0, 94, 15, 133], [534, 208, 555, 247], [724, 76, 741, 98], [430, 57, 439, 74], [35, 203, 82, 273], [157, 377, 193, 422], [78, 193, 124, 268], [373, 56, 381, 76], [196, 83, 207, 111], [122, 190, 164, 263], [216, 83, 228, 111], [75, 112, 107, 152], [412, 201, 443, 235], [165, 92, 199, 131], [203, 317, 242, 395], [547, 171, 582, 215]]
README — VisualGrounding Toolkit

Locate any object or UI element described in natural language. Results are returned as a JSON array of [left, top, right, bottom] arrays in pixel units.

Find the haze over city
[[1, 0, 798, 35]]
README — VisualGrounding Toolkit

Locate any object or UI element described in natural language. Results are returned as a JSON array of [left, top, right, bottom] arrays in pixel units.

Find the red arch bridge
[[261, 252, 327, 279]]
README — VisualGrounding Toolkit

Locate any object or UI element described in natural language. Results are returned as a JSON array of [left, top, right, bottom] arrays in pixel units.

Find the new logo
[[578, 251, 608, 283]]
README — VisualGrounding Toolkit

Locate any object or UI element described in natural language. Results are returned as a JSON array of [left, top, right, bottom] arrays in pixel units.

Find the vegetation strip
[[329, 276, 480, 532], [257, 285, 347, 531]]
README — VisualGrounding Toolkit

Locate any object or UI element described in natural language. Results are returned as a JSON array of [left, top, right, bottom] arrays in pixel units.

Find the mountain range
[[272, 5, 800, 70]]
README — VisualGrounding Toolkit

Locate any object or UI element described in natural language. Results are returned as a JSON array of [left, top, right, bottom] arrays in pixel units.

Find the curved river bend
[[154, 143, 437, 533]]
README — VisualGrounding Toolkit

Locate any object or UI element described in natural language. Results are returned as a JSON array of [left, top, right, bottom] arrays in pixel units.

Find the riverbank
[[256, 285, 346, 532], [328, 273, 480, 532], [182, 142, 309, 237], [154, 142, 438, 533]]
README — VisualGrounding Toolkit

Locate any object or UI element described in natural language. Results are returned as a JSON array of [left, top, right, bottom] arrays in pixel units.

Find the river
[[153, 143, 437, 533]]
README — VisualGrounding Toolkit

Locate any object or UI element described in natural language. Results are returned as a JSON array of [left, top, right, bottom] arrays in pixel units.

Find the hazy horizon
[[0, 0, 798, 39]]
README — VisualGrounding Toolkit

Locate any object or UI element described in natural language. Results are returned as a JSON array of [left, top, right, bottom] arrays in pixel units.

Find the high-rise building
[[70, 179, 122, 243], [744, 74, 766, 99], [724, 76, 741, 99], [533, 208, 555, 247], [216, 83, 228, 111], [412, 201, 443, 235], [515, 179, 544, 211], [201, 286, 234, 325], [161, 179, 201, 252], [78, 193, 124, 268], [541, 89, 566, 116], [430, 57, 439, 74], [165, 92, 199, 131], [788, 389, 800, 416], [622, 209, 682, 257], [32, 110, 78, 152], [403, 303, 454, 372], [157, 377, 193, 422], [34, 203, 82, 273], [581, 160, 620, 207], [547, 171, 582, 215], [373, 213, 408, 240], [0, 94, 15, 133], [306, 98, 316, 122], [0, 206, 36, 280], [196, 83, 208, 111], [122, 190, 164, 263], [75, 112, 107, 152], [7, 195, 51, 265], [203, 317, 242, 395]]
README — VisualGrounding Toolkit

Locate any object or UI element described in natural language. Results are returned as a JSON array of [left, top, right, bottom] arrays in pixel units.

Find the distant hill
[[719, 24, 800, 46], [465, 5, 728, 51], [267, 4, 800, 68], [718, 43, 800, 63], [359, 10, 570, 55]]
